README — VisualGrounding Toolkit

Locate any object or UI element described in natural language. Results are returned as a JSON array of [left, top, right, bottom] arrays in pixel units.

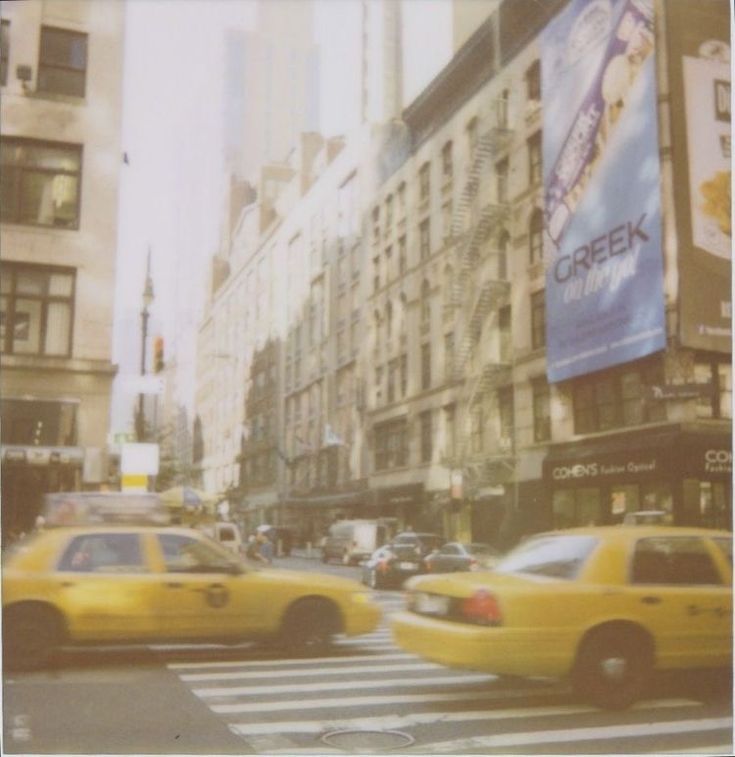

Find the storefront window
[[610, 485, 639, 524], [699, 481, 731, 530], [553, 487, 600, 528]]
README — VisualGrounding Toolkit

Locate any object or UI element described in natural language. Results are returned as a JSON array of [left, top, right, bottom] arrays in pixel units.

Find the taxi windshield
[[494, 534, 599, 580]]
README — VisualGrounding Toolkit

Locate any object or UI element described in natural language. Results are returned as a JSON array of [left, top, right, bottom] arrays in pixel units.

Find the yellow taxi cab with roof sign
[[391, 526, 732, 709], [2, 494, 380, 669]]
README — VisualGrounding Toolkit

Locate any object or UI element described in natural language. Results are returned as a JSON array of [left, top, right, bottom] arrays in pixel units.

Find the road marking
[[209, 686, 563, 714], [227, 698, 700, 737], [194, 672, 493, 698], [180, 660, 445, 681], [402, 716, 734, 754], [168, 651, 413, 670]]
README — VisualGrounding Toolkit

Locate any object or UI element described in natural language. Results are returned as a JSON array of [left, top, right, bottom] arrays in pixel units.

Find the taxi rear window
[[494, 535, 598, 580]]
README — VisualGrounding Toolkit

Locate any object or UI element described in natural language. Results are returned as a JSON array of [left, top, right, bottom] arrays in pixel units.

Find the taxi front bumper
[[391, 610, 572, 678], [343, 595, 382, 636]]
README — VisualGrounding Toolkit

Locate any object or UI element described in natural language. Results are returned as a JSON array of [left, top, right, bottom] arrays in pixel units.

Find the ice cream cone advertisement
[[542, 0, 666, 383]]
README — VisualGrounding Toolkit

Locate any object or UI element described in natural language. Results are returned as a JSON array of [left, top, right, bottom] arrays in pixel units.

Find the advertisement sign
[[542, 0, 666, 382], [666, 0, 732, 353]]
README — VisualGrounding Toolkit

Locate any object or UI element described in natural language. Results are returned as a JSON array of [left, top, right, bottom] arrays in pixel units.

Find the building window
[[1, 19, 9, 87], [532, 378, 551, 442], [372, 205, 380, 242], [387, 358, 398, 403], [385, 299, 393, 338], [496, 157, 509, 203], [526, 59, 541, 101], [398, 235, 407, 274], [375, 417, 408, 470], [572, 359, 666, 434], [397, 182, 406, 217], [444, 404, 456, 459], [466, 116, 478, 158], [529, 208, 544, 265], [421, 342, 431, 390], [0, 263, 75, 357], [499, 305, 511, 362], [419, 218, 431, 260], [441, 141, 453, 180], [695, 357, 732, 420], [38, 26, 88, 97], [470, 400, 484, 453], [444, 332, 454, 382], [527, 131, 542, 186], [420, 410, 433, 462], [497, 89, 509, 129], [420, 279, 431, 325], [400, 353, 408, 397], [373, 256, 380, 292], [531, 289, 546, 349], [497, 230, 510, 280], [1, 138, 82, 229], [1, 397, 78, 446], [498, 386, 514, 441], [442, 201, 453, 242], [385, 194, 393, 230], [419, 162, 430, 203]]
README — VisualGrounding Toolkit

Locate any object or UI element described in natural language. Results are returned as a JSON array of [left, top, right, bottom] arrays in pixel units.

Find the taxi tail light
[[461, 589, 502, 626], [425, 560, 434, 572], [468, 558, 479, 571], [378, 558, 390, 573]]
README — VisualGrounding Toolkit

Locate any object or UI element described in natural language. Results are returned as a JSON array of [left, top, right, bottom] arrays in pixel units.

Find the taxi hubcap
[[600, 656, 628, 681]]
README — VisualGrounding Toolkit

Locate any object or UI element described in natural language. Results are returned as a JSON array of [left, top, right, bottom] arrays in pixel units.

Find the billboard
[[542, 0, 666, 383], [665, 1, 731, 353]]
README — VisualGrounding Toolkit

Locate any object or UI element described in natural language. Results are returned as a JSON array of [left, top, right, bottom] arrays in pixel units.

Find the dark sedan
[[424, 542, 502, 573], [362, 544, 424, 589]]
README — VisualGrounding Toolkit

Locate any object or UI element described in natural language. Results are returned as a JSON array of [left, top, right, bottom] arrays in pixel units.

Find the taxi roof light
[[43, 492, 170, 527]]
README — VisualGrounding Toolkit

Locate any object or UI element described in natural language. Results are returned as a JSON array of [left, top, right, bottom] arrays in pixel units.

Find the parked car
[[391, 531, 442, 558], [424, 542, 502, 573], [362, 544, 424, 589], [622, 510, 672, 526], [2, 523, 381, 670], [322, 520, 391, 565], [392, 526, 732, 709]]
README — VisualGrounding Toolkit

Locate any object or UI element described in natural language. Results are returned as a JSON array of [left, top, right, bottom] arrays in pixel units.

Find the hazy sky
[[111, 0, 451, 435]]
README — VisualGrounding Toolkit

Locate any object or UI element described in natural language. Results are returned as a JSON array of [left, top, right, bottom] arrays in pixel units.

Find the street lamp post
[[135, 249, 155, 442]]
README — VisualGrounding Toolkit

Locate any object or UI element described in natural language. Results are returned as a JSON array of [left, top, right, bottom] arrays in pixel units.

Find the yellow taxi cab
[[391, 526, 732, 709], [2, 498, 381, 670]]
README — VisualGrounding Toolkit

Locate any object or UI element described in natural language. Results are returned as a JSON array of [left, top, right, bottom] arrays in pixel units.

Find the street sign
[[121, 443, 159, 475]]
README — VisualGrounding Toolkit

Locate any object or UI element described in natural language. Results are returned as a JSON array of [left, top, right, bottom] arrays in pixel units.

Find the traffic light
[[153, 336, 164, 373]]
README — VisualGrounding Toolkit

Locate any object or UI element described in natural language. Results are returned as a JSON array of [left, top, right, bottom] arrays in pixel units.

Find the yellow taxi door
[[150, 531, 259, 640], [627, 535, 732, 668], [55, 531, 161, 641]]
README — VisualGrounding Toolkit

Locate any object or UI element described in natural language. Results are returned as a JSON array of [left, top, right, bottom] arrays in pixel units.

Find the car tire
[[280, 599, 341, 653], [572, 627, 652, 710], [368, 569, 382, 590], [3, 604, 64, 671]]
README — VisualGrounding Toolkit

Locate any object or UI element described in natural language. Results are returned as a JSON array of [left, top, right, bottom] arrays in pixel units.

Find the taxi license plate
[[415, 593, 449, 615], [399, 562, 418, 570]]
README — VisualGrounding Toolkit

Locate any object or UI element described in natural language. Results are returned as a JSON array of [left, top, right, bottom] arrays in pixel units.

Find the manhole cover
[[321, 728, 415, 753]]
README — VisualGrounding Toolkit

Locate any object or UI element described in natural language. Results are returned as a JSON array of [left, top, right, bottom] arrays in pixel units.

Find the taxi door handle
[[641, 595, 661, 605], [59, 581, 75, 588], [166, 582, 183, 589]]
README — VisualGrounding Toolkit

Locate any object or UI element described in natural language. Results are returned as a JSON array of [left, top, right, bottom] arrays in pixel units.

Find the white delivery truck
[[321, 519, 391, 565]]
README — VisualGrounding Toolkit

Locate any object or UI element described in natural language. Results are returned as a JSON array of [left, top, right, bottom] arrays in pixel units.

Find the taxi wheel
[[282, 599, 340, 652], [3, 605, 63, 671], [572, 627, 652, 710]]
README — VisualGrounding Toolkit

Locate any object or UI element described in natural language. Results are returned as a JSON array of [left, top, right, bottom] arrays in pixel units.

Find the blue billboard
[[542, 0, 666, 383]]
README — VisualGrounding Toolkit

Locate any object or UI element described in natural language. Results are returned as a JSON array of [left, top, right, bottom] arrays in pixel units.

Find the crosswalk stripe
[[227, 698, 699, 737], [180, 660, 445, 682], [210, 686, 560, 714], [168, 651, 413, 671], [194, 672, 492, 698], [403, 716, 734, 754]]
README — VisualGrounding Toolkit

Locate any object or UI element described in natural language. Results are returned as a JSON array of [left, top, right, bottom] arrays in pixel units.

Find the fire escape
[[444, 97, 515, 489]]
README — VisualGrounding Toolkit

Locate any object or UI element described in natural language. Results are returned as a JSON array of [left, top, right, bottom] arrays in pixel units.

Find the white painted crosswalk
[[166, 593, 733, 755]]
